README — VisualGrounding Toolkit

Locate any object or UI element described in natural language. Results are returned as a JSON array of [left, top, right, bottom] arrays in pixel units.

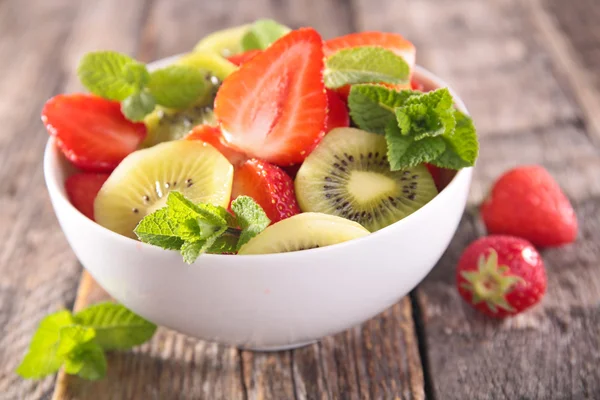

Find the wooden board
[[1, 0, 600, 398]]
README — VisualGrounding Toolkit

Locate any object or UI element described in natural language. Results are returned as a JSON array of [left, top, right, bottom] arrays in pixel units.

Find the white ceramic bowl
[[43, 59, 472, 351]]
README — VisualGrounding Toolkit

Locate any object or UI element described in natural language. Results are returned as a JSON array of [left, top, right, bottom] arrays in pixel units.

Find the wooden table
[[1, 0, 599, 398]]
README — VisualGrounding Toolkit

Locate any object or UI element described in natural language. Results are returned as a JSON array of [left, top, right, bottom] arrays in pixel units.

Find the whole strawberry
[[457, 235, 546, 318], [481, 165, 577, 247]]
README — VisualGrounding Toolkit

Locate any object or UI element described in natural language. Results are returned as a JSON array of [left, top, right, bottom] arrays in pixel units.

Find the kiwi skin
[[295, 128, 438, 232]]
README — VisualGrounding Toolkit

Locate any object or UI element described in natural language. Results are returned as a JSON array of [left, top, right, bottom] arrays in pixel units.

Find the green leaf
[[230, 196, 270, 249], [56, 325, 96, 357], [134, 207, 185, 250], [207, 233, 239, 254], [73, 302, 157, 350], [166, 191, 230, 227], [147, 65, 207, 109], [180, 226, 227, 264], [16, 310, 75, 379], [241, 19, 291, 51], [385, 122, 446, 170], [395, 88, 456, 140], [63, 341, 107, 381], [431, 110, 479, 169], [324, 47, 410, 89], [77, 51, 149, 101], [348, 85, 418, 134], [121, 91, 156, 122]]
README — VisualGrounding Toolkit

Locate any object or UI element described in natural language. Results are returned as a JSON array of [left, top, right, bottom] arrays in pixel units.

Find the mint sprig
[[77, 51, 209, 122], [324, 47, 410, 89], [17, 303, 156, 381], [348, 84, 479, 171], [134, 192, 270, 262], [241, 19, 291, 51]]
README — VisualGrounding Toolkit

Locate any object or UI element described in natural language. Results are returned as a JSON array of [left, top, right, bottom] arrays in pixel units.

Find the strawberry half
[[65, 172, 110, 220], [232, 159, 300, 223], [325, 89, 350, 132], [214, 28, 327, 166], [185, 124, 247, 166], [42, 94, 146, 172], [227, 49, 261, 66]]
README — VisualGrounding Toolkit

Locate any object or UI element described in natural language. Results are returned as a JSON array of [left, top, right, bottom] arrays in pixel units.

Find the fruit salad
[[42, 19, 479, 263]]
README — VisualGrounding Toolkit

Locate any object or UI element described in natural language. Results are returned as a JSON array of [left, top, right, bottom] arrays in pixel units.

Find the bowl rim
[[43, 60, 472, 261]]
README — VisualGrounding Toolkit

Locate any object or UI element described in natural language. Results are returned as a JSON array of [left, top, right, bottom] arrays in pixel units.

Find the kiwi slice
[[177, 51, 237, 81], [143, 103, 216, 147], [193, 25, 250, 57], [295, 128, 438, 232], [238, 212, 370, 255], [95, 140, 233, 238]]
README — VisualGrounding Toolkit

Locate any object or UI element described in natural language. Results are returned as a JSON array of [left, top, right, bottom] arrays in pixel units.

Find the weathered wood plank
[[536, 0, 600, 141], [352, 0, 600, 398], [0, 0, 150, 399], [293, 298, 424, 400], [417, 128, 600, 399]]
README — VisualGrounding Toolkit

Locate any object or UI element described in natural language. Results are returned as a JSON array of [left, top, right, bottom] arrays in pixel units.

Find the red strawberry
[[185, 124, 247, 166], [411, 78, 425, 92], [457, 235, 546, 318], [214, 28, 327, 166], [282, 164, 301, 180], [481, 165, 578, 247], [325, 89, 350, 132], [231, 159, 300, 223], [227, 49, 261, 66], [42, 94, 146, 172], [65, 172, 110, 220]]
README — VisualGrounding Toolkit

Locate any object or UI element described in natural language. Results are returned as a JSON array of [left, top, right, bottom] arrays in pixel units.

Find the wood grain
[[349, 0, 600, 398]]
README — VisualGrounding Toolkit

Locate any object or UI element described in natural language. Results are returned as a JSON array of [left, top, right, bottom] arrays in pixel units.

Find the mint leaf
[[56, 325, 96, 357], [241, 19, 291, 51], [207, 233, 239, 254], [180, 226, 227, 263], [73, 302, 157, 350], [431, 110, 479, 169], [348, 85, 417, 134], [395, 88, 455, 140], [386, 122, 446, 170], [166, 191, 230, 227], [134, 207, 184, 250], [121, 91, 156, 122], [77, 51, 149, 101], [231, 196, 270, 249], [16, 310, 75, 379], [63, 341, 107, 381], [324, 47, 410, 89], [147, 65, 207, 109]]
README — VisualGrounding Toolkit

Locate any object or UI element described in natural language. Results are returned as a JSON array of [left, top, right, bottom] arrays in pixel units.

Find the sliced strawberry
[[227, 49, 261, 66], [42, 94, 146, 172], [185, 124, 247, 166], [325, 89, 350, 132], [214, 28, 327, 166], [411, 78, 425, 92], [323, 31, 416, 71], [65, 172, 110, 220], [232, 159, 300, 223]]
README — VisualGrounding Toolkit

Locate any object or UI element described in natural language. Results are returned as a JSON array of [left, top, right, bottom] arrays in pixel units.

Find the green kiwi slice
[[193, 25, 250, 57], [238, 212, 370, 255], [295, 128, 438, 232], [143, 103, 216, 147], [94, 140, 233, 239]]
